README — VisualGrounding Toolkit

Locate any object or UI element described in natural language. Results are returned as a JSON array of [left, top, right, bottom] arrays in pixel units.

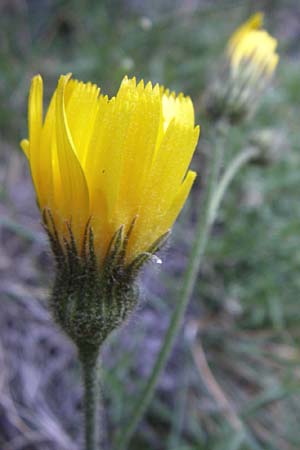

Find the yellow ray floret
[[227, 12, 279, 80], [21, 74, 199, 264], [227, 12, 263, 56]]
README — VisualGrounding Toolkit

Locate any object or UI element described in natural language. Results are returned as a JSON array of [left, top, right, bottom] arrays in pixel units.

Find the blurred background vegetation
[[0, 0, 300, 449]]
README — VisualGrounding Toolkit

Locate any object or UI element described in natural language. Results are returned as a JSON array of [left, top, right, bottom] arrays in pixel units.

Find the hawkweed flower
[[204, 12, 279, 124], [21, 73, 199, 350]]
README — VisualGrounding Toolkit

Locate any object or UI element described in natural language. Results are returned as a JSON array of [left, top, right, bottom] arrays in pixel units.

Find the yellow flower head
[[227, 12, 279, 81], [21, 74, 199, 269]]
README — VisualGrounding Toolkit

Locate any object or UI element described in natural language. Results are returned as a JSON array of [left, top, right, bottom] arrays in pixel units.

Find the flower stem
[[78, 345, 101, 450], [115, 129, 224, 450], [208, 146, 259, 226]]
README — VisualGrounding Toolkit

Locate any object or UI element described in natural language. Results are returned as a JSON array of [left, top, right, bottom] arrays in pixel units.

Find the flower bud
[[204, 13, 279, 124], [248, 128, 286, 166]]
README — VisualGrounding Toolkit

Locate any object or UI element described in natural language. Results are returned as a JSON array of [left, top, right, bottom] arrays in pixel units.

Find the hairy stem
[[79, 345, 101, 450]]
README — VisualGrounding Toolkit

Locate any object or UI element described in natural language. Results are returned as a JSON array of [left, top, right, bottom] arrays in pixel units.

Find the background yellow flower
[[227, 12, 279, 80]]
